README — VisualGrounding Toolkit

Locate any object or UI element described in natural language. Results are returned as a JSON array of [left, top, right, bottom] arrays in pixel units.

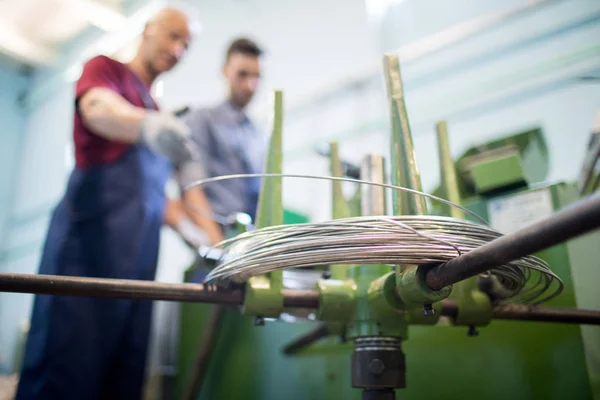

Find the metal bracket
[[396, 265, 452, 306], [316, 279, 355, 323], [242, 275, 284, 318], [454, 276, 492, 327]]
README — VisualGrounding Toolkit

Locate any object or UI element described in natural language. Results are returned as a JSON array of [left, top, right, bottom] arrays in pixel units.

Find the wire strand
[[184, 173, 562, 304], [183, 173, 489, 225], [206, 215, 562, 305]]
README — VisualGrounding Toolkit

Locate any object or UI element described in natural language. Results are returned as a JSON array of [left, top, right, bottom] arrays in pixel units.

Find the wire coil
[[205, 215, 561, 304], [186, 173, 563, 305]]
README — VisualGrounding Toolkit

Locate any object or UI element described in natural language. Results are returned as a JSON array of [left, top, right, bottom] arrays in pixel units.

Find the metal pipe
[[184, 305, 226, 400], [330, 142, 352, 219], [1, 272, 598, 325], [0, 273, 319, 308], [329, 141, 353, 280], [441, 300, 600, 325], [491, 304, 600, 325], [282, 323, 330, 355], [0, 273, 243, 304], [425, 192, 600, 290]]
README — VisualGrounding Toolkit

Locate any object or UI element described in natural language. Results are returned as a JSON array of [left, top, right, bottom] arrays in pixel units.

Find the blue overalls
[[16, 143, 171, 399]]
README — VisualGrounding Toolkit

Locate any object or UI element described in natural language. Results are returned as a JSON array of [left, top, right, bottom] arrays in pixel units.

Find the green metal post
[[330, 142, 351, 220], [436, 121, 463, 219], [383, 53, 427, 216], [329, 142, 353, 280], [344, 153, 407, 339], [243, 90, 284, 317], [382, 54, 449, 308], [435, 120, 491, 327]]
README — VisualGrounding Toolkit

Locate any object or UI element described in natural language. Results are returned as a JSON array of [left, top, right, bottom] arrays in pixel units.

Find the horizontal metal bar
[[425, 192, 600, 291], [491, 303, 600, 325], [441, 300, 600, 325], [282, 323, 330, 355], [0, 272, 319, 309], [1, 273, 598, 325], [0, 272, 244, 304]]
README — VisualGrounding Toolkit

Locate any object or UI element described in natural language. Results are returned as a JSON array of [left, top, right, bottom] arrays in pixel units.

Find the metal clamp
[[316, 279, 355, 323], [396, 265, 452, 306], [242, 275, 284, 318]]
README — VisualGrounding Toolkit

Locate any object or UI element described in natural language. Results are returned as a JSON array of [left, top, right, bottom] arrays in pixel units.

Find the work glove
[[175, 217, 210, 249], [140, 110, 194, 166]]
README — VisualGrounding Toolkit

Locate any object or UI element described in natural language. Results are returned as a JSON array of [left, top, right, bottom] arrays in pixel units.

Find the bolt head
[[422, 303, 435, 316], [368, 359, 385, 375], [467, 325, 479, 337]]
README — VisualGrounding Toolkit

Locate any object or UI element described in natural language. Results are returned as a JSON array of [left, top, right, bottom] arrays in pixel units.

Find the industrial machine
[[174, 55, 600, 400], [1, 54, 599, 400]]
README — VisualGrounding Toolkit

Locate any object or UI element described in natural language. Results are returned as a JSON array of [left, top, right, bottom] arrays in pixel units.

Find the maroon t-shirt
[[73, 55, 158, 168]]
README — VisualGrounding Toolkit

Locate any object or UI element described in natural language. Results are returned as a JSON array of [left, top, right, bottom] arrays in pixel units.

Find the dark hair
[[226, 38, 263, 61]]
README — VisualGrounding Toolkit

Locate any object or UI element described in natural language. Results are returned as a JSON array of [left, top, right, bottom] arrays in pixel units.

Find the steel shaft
[[1, 273, 599, 324], [0, 272, 318, 308], [425, 192, 600, 291], [440, 300, 600, 325]]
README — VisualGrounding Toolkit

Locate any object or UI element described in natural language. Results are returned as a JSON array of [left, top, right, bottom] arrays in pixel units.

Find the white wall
[[0, 66, 28, 246], [160, 0, 375, 114], [0, 65, 29, 373], [281, 0, 600, 221]]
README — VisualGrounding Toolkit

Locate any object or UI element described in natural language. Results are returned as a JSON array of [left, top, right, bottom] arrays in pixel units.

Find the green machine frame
[[175, 54, 599, 400]]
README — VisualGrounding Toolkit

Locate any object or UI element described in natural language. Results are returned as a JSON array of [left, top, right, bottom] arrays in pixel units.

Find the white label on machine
[[487, 189, 554, 234]]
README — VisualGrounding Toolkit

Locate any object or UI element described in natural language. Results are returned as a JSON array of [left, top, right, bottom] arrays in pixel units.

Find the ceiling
[[0, 0, 128, 68]]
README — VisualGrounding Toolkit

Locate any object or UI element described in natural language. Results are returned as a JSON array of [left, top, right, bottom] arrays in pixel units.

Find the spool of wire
[[185, 174, 563, 305]]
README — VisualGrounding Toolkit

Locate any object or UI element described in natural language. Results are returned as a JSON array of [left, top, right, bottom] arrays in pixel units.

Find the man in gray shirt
[[165, 38, 265, 245]]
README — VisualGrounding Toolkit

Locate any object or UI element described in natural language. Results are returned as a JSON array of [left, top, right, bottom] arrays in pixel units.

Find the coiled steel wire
[[185, 174, 563, 304]]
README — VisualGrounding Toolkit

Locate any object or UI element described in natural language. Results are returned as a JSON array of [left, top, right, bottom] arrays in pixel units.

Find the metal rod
[[441, 300, 600, 325], [490, 304, 600, 325], [0, 273, 243, 304], [282, 323, 330, 355], [0, 273, 319, 308], [184, 305, 226, 400], [360, 153, 386, 216], [2, 273, 598, 325], [425, 192, 600, 291], [329, 141, 353, 280]]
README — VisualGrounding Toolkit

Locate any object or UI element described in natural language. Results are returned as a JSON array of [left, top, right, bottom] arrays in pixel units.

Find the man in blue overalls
[[165, 38, 265, 232], [16, 8, 222, 400]]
